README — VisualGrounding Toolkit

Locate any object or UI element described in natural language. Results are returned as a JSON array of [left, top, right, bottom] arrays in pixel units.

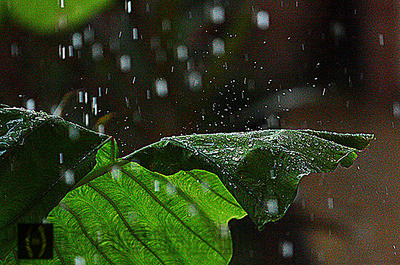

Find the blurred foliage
[[0, 0, 115, 33]]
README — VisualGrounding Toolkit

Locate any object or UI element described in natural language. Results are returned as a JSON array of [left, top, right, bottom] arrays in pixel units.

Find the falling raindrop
[[58, 45, 66, 59], [98, 124, 105, 133], [120, 55, 131, 72], [155, 78, 168, 97], [111, 166, 121, 180], [59, 0, 65, 8], [166, 182, 176, 195], [256, 11, 270, 30], [68, 45, 73, 57], [328, 197, 334, 209], [188, 204, 197, 217], [64, 170, 75, 185], [220, 223, 229, 238], [379, 34, 384, 46], [393, 101, 400, 117], [74, 256, 86, 265], [69, 125, 80, 141], [92, 97, 98, 115], [128, 211, 136, 222], [78, 91, 84, 103], [177, 45, 188, 61], [211, 6, 225, 24], [84, 27, 95, 43], [201, 181, 210, 192], [267, 114, 279, 128], [332, 22, 345, 37], [92, 43, 103, 61], [84, 113, 89, 127], [281, 241, 294, 258], [132, 28, 139, 40], [188, 71, 202, 90], [266, 199, 278, 215], [126, 0, 132, 13], [11, 43, 19, 57], [162, 19, 171, 31], [97, 230, 101, 242], [212, 38, 225, 56], [154, 180, 160, 191], [26, 99, 35, 110], [72, 33, 83, 49], [59, 153, 63, 164]]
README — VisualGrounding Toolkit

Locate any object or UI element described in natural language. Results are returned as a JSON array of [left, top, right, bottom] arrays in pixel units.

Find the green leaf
[[3, 140, 247, 264], [0, 107, 373, 264], [2, 0, 115, 34], [0, 106, 110, 260], [125, 129, 374, 229]]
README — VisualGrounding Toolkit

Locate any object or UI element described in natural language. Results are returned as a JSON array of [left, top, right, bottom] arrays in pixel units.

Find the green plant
[[0, 106, 374, 264]]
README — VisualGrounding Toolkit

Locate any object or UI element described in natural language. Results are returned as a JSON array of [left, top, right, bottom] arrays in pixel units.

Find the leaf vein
[[87, 182, 167, 265]]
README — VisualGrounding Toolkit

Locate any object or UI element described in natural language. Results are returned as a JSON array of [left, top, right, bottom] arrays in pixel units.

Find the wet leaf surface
[[0, 106, 109, 260], [126, 130, 374, 229], [0, 107, 373, 263]]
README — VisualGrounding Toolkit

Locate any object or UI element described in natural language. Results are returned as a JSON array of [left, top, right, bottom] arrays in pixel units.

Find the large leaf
[[125, 130, 374, 229], [0, 107, 374, 263], [2, 140, 247, 264], [0, 106, 110, 260]]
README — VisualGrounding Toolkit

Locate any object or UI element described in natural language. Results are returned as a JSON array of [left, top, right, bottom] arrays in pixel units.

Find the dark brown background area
[[1, 0, 399, 263]]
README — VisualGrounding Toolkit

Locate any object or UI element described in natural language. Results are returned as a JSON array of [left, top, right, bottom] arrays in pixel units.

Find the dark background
[[1, 0, 400, 263]]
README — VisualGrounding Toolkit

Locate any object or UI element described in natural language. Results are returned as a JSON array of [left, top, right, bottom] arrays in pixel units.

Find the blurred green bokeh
[[1, 0, 114, 33]]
